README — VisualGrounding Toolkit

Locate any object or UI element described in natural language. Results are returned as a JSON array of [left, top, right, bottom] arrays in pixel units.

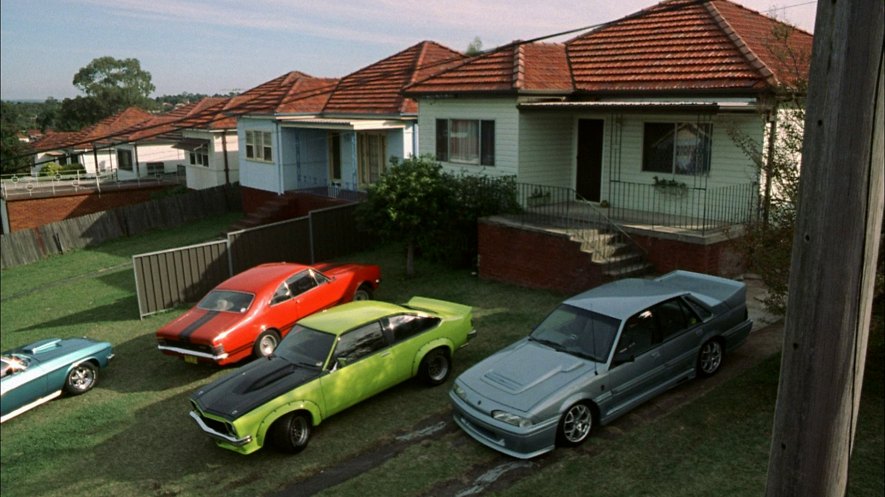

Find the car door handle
[[380, 351, 391, 357]]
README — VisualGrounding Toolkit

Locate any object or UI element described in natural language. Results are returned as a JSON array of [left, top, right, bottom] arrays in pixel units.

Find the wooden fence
[[133, 203, 368, 318], [0, 185, 241, 269]]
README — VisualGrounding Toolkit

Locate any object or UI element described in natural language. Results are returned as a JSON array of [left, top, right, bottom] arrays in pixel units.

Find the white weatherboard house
[[405, 0, 812, 281]]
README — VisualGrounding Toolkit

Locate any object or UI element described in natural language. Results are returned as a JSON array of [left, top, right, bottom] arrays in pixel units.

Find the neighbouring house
[[404, 0, 812, 291], [175, 98, 240, 190], [30, 107, 154, 175], [233, 41, 466, 214]]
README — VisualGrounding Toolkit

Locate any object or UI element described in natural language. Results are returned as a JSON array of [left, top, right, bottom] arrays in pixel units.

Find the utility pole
[[765, 0, 884, 495]]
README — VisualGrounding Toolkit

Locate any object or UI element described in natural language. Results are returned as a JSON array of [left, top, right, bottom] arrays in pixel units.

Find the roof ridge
[[704, 0, 778, 86], [513, 42, 525, 90]]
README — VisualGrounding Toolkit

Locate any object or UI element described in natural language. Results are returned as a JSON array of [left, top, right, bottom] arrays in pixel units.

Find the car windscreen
[[197, 290, 254, 313], [274, 326, 336, 369], [529, 304, 621, 362]]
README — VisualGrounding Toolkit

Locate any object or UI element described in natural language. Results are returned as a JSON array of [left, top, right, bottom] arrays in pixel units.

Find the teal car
[[1, 337, 114, 423], [189, 297, 475, 455]]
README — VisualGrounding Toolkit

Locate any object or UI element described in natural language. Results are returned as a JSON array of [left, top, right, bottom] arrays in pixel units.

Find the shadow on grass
[[101, 332, 222, 394], [16, 295, 139, 332]]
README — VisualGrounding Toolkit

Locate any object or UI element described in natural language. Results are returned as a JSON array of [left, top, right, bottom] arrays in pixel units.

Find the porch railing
[[0, 169, 185, 199], [513, 183, 647, 267], [606, 181, 758, 234]]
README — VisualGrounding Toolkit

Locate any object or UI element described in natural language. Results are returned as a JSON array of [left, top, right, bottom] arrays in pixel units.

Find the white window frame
[[245, 130, 273, 163]]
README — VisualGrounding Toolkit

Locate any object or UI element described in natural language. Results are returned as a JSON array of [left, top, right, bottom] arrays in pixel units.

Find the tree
[[357, 155, 451, 277], [465, 37, 483, 56], [727, 21, 811, 312], [57, 56, 156, 129], [0, 101, 34, 175]]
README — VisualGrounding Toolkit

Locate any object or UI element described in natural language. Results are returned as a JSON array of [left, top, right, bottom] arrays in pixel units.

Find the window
[[189, 149, 209, 166], [655, 299, 694, 341], [272, 270, 321, 305], [334, 322, 387, 365], [618, 309, 658, 357], [436, 119, 495, 166], [642, 122, 711, 175], [357, 132, 387, 185], [117, 149, 133, 171], [245, 130, 273, 162], [384, 314, 441, 342]]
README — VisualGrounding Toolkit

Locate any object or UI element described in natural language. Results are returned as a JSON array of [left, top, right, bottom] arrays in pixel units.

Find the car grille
[[191, 402, 233, 437]]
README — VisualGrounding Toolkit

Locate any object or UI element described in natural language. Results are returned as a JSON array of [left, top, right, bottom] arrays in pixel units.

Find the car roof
[[299, 301, 408, 335], [564, 278, 686, 321], [218, 263, 310, 293]]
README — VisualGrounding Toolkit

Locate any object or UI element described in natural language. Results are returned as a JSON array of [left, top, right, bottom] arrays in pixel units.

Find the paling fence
[[133, 203, 368, 318], [0, 184, 240, 269]]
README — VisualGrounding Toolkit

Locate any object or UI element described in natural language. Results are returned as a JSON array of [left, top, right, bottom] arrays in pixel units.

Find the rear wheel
[[556, 402, 593, 447], [64, 363, 97, 395], [697, 339, 724, 377], [253, 329, 281, 359], [353, 284, 372, 301], [270, 412, 312, 453], [419, 348, 451, 386]]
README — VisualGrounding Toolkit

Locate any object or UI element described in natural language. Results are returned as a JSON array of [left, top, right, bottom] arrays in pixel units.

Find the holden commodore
[[156, 262, 381, 366], [450, 270, 752, 459], [189, 297, 475, 454], [1, 337, 114, 423]]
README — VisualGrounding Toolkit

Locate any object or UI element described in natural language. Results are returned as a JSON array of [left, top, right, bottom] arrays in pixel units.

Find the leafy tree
[[357, 155, 451, 276], [727, 22, 810, 312], [465, 37, 483, 56], [0, 101, 34, 175]]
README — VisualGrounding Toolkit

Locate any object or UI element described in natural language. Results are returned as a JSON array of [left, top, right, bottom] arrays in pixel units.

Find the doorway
[[576, 119, 604, 202]]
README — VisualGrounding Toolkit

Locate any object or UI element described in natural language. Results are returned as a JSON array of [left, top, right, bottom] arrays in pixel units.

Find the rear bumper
[[157, 344, 228, 362]]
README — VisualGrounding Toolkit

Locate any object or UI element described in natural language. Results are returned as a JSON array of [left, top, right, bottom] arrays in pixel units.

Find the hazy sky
[[0, 0, 817, 101]]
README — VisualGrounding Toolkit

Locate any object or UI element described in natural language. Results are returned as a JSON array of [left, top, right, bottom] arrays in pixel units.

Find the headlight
[[492, 410, 532, 428], [453, 384, 468, 401]]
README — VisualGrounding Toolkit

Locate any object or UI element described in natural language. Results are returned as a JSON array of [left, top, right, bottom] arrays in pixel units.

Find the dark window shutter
[[480, 120, 495, 166], [436, 119, 448, 161]]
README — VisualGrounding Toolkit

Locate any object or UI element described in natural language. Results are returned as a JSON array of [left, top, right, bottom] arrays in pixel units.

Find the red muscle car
[[155, 262, 381, 366]]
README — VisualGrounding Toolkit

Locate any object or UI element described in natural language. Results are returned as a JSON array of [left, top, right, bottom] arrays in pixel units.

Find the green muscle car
[[189, 297, 475, 455]]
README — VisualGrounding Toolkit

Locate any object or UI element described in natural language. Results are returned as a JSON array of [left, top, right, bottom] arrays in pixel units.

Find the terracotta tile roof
[[408, 0, 811, 97], [568, 0, 813, 93], [223, 71, 338, 116], [406, 42, 571, 94], [30, 107, 153, 152], [323, 41, 465, 115]]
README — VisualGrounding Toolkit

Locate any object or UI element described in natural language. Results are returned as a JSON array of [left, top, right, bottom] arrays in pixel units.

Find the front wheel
[[353, 284, 373, 301], [697, 339, 724, 377], [419, 348, 451, 386], [556, 402, 593, 447], [253, 329, 281, 359], [270, 412, 312, 453], [64, 363, 97, 395]]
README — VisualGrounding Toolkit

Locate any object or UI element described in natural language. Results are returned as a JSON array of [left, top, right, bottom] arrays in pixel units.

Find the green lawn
[[1, 215, 882, 497]]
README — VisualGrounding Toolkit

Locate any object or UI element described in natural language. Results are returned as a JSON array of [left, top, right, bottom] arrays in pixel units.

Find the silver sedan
[[450, 270, 752, 459]]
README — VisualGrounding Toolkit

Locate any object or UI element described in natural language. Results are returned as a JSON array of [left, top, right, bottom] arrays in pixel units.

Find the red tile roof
[[406, 42, 571, 94], [323, 41, 465, 115], [408, 0, 812, 96], [30, 107, 153, 152], [224, 71, 338, 116]]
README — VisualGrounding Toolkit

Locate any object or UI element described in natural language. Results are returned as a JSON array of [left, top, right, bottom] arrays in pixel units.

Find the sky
[[0, 0, 817, 101]]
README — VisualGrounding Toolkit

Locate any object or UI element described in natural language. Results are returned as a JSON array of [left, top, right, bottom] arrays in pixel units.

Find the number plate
[[184, 356, 198, 364]]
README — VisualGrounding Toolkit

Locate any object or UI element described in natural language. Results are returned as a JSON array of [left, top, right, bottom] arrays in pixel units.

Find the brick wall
[[240, 186, 352, 220], [6, 186, 168, 232], [478, 220, 606, 294], [630, 233, 745, 277]]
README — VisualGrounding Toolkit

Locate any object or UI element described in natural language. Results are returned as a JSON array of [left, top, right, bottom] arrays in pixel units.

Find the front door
[[576, 119, 604, 202]]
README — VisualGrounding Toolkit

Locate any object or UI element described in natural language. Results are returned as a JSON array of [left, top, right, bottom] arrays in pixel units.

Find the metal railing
[[512, 183, 647, 272], [0, 168, 186, 199], [607, 181, 758, 234]]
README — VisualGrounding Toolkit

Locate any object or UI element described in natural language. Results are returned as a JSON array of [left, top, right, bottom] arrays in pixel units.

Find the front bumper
[[189, 410, 251, 447], [449, 390, 558, 459], [157, 344, 228, 362]]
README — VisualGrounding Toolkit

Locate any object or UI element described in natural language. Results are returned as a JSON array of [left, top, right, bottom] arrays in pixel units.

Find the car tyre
[[697, 339, 724, 377], [64, 362, 97, 395], [253, 329, 281, 359], [556, 402, 593, 447], [419, 348, 451, 386], [270, 412, 311, 453], [353, 284, 373, 301]]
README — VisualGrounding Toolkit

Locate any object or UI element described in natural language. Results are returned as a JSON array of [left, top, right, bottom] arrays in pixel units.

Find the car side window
[[312, 270, 330, 285], [384, 314, 441, 343], [288, 271, 318, 297], [617, 309, 658, 357], [683, 296, 713, 321], [334, 322, 387, 366], [655, 299, 693, 341]]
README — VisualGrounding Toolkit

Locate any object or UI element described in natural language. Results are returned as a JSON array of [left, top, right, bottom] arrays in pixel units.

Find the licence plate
[[184, 356, 198, 364]]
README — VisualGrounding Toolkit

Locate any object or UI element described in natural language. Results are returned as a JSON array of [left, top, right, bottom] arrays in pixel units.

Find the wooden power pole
[[765, 0, 884, 495]]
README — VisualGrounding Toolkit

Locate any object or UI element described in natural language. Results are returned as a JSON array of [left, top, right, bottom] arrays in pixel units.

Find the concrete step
[[603, 261, 654, 278]]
